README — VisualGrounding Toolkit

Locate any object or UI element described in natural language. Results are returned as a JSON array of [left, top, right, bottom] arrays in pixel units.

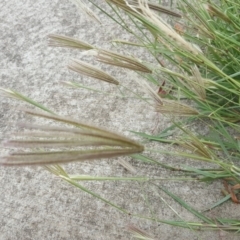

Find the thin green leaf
[[202, 195, 231, 212], [155, 185, 213, 224], [0, 88, 54, 114]]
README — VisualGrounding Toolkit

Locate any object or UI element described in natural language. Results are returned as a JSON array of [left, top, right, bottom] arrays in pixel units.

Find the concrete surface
[[0, 0, 239, 239]]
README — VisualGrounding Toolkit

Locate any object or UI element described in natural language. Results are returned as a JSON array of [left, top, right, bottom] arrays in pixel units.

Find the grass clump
[[1, 0, 240, 237]]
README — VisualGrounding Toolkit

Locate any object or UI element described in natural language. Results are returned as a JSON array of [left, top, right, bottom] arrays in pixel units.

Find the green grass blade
[[203, 195, 231, 212], [153, 184, 213, 224], [0, 88, 54, 114], [61, 175, 129, 214]]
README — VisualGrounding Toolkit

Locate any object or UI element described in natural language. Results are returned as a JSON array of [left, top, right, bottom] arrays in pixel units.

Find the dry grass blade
[[96, 49, 152, 73], [139, 79, 163, 106], [206, 4, 231, 23], [68, 59, 119, 85], [118, 159, 136, 173], [135, 0, 200, 55], [1, 109, 144, 166], [106, 0, 181, 18], [48, 34, 94, 50], [127, 224, 155, 240]]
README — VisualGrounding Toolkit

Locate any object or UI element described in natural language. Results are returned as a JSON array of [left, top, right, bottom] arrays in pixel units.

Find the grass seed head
[[48, 34, 94, 50], [1, 109, 144, 166], [68, 59, 119, 85], [96, 49, 152, 73]]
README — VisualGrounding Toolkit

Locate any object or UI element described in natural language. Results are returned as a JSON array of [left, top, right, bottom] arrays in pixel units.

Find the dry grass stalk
[[96, 49, 152, 73], [1, 109, 144, 166], [206, 4, 231, 23], [118, 159, 136, 173], [135, 0, 200, 55], [140, 80, 199, 116], [127, 224, 155, 240], [106, 0, 181, 18], [48, 34, 94, 50], [68, 59, 119, 85]]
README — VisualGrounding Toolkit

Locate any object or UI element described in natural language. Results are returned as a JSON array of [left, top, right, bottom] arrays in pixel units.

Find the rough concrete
[[0, 0, 239, 239]]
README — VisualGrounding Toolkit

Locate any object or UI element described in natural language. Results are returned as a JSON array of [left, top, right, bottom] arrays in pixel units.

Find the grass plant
[[1, 0, 240, 237]]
